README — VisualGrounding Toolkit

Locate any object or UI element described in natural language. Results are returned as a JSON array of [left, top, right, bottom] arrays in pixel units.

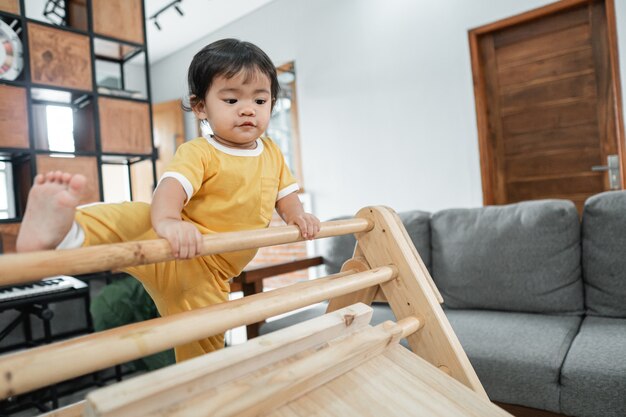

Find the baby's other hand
[[288, 213, 321, 240], [155, 219, 203, 259]]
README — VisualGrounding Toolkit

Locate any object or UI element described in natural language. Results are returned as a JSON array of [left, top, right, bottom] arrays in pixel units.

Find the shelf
[[28, 22, 92, 91], [0, 0, 19, 16], [0, 0, 155, 220], [0, 222, 19, 253], [0, 79, 26, 87], [30, 87, 91, 104], [101, 154, 153, 164], [0, 84, 29, 149], [24, 0, 88, 32], [94, 37, 142, 62], [66, 0, 88, 32], [36, 154, 100, 204], [30, 87, 96, 153], [98, 97, 152, 154], [94, 36, 148, 101], [92, 0, 144, 45], [0, 150, 29, 162]]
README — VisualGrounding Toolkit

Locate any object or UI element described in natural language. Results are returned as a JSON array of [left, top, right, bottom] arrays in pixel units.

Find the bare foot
[[16, 171, 87, 252]]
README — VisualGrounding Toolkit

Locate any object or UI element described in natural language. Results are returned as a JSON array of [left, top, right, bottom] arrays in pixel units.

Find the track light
[[148, 0, 184, 31]]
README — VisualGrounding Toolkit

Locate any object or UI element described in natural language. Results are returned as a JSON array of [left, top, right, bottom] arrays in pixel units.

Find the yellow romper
[[74, 135, 299, 361]]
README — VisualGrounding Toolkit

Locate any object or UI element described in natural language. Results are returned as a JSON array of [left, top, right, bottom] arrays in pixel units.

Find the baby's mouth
[[239, 122, 255, 127]]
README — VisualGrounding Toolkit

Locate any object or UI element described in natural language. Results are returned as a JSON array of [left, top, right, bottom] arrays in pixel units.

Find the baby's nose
[[239, 107, 255, 116]]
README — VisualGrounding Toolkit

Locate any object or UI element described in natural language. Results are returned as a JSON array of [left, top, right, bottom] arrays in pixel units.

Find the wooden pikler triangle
[[0, 207, 511, 416], [83, 304, 508, 417]]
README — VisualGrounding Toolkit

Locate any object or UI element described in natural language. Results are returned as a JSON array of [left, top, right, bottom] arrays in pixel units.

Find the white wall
[[150, 0, 626, 221]]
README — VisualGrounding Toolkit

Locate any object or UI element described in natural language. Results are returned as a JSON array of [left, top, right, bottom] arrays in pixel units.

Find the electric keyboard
[[0, 276, 88, 303]]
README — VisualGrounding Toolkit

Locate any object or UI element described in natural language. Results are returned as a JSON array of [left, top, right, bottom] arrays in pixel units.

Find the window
[[102, 163, 131, 203], [267, 62, 303, 187], [0, 161, 15, 220], [46, 105, 75, 153]]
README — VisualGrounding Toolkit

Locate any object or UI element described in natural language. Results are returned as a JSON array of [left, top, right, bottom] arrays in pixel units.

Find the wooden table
[[230, 256, 325, 338]]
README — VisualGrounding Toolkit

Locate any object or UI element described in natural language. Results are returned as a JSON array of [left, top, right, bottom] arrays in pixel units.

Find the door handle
[[592, 154, 621, 190]]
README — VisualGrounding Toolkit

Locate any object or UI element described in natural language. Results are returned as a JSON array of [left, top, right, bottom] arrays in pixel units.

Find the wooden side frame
[[351, 206, 487, 397]]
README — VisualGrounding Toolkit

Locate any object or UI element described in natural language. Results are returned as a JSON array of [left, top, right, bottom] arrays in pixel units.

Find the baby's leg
[[75, 201, 154, 246], [147, 259, 230, 362], [16, 172, 87, 252]]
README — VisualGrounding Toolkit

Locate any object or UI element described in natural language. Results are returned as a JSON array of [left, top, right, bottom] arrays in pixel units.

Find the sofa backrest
[[430, 200, 584, 314], [582, 190, 626, 318], [322, 210, 431, 275]]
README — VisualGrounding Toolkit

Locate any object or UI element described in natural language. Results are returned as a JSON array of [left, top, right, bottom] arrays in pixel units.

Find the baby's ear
[[190, 96, 208, 119]]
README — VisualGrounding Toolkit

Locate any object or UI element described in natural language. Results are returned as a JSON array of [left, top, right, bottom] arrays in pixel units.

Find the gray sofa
[[260, 191, 626, 417]]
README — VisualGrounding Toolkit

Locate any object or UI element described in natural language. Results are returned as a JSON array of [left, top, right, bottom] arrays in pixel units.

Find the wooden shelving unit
[[0, 0, 156, 253]]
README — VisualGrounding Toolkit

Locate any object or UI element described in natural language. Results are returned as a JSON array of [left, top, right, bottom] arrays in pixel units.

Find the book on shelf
[[97, 86, 144, 99]]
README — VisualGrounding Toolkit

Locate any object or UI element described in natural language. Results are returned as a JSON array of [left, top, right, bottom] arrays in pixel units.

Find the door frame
[[468, 0, 625, 205]]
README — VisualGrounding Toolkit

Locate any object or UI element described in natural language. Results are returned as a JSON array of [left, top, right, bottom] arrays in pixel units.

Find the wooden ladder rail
[[0, 218, 372, 285]]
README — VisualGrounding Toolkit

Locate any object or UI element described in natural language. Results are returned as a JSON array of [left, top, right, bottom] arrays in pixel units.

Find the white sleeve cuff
[[277, 183, 300, 200], [56, 221, 85, 250], [157, 172, 194, 204]]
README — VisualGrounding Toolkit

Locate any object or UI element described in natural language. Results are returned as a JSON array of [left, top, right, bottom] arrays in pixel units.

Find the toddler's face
[[198, 69, 272, 149]]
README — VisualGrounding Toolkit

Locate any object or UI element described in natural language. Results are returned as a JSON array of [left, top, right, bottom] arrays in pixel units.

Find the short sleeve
[[276, 149, 300, 201], [158, 139, 210, 203]]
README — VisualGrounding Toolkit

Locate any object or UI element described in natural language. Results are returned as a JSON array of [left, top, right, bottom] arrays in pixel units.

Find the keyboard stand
[[0, 286, 92, 353], [0, 284, 92, 412]]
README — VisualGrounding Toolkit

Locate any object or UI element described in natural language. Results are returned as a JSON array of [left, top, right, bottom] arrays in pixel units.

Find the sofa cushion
[[560, 316, 626, 417], [445, 309, 581, 413], [322, 210, 431, 275], [431, 200, 583, 314], [582, 190, 626, 317]]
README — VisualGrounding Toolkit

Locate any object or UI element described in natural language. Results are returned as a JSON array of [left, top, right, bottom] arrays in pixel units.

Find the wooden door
[[129, 99, 185, 203], [469, 0, 625, 212], [152, 99, 185, 178]]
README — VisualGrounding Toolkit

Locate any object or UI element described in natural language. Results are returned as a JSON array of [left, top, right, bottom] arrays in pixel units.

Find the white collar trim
[[203, 134, 264, 156]]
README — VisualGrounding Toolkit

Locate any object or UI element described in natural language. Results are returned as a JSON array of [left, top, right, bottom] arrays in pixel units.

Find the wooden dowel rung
[[394, 316, 423, 339], [0, 218, 373, 285], [0, 265, 397, 399]]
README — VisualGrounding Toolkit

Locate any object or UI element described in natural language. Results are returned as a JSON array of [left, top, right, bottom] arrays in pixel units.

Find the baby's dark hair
[[184, 38, 279, 111]]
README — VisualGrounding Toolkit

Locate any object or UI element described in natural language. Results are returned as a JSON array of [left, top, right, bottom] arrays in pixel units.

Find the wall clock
[[0, 19, 23, 81]]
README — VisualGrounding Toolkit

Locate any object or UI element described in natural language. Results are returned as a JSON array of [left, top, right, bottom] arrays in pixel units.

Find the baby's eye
[[255, 99, 267, 105], [223, 99, 237, 104]]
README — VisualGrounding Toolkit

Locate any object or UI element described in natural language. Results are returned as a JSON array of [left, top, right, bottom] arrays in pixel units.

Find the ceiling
[[144, 0, 276, 63]]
